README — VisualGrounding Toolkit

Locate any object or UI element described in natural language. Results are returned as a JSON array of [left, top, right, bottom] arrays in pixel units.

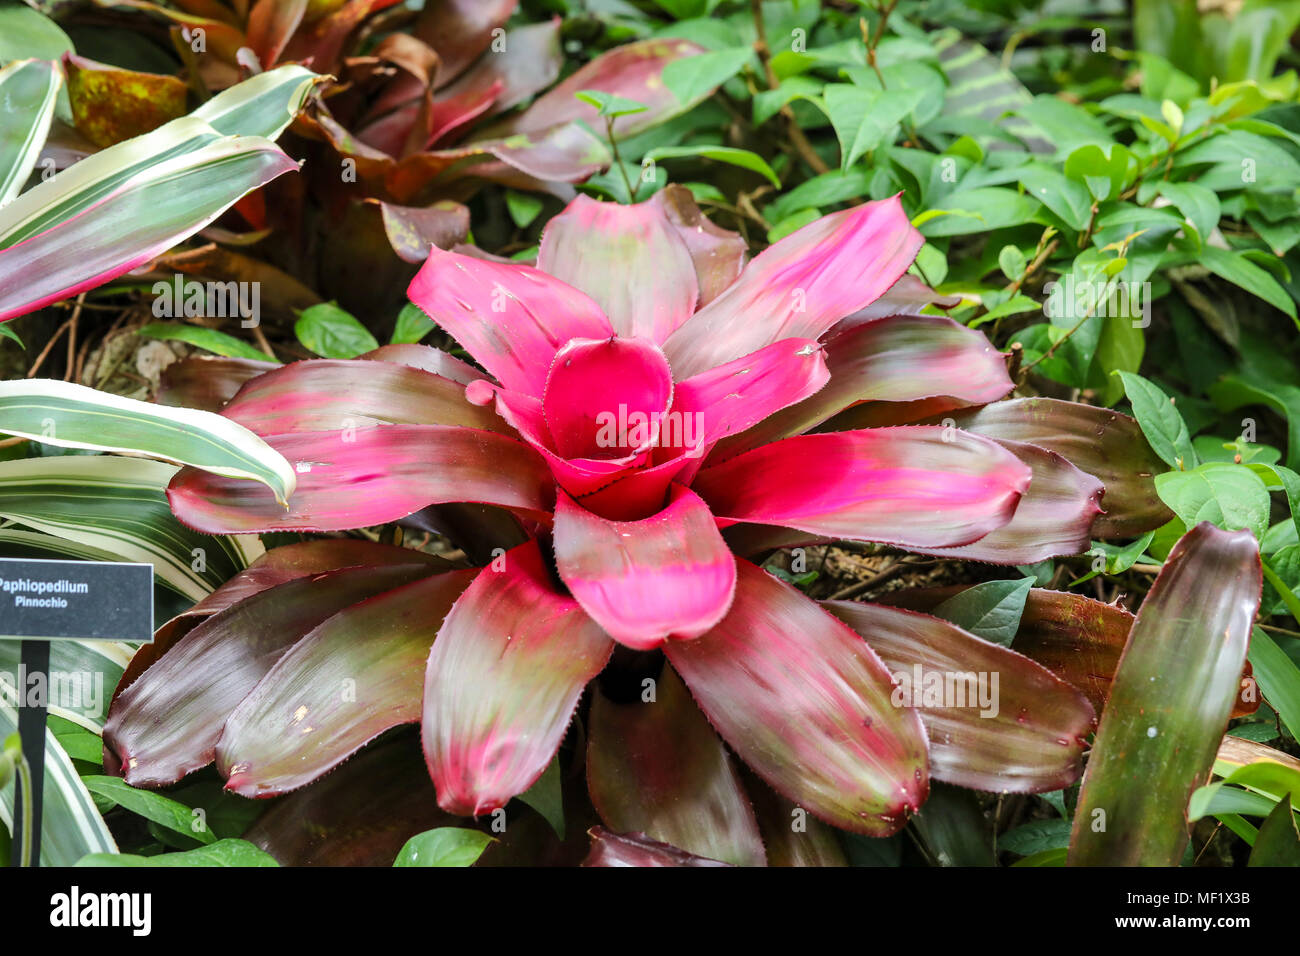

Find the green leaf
[[918, 187, 1040, 237], [0, 59, 61, 207], [999, 818, 1072, 856], [1011, 847, 1067, 866], [82, 775, 217, 845], [1200, 245, 1298, 322], [1155, 181, 1220, 245], [138, 322, 275, 362], [393, 827, 493, 867], [1117, 371, 1196, 470], [1062, 143, 1132, 201], [643, 145, 779, 187], [1018, 95, 1115, 155], [1248, 796, 1300, 866], [1249, 627, 1300, 741], [998, 244, 1027, 282], [390, 301, 436, 345], [1018, 163, 1092, 231], [821, 84, 923, 170], [932, 578, 1033, 646], [190, 64, 318, 142], [661, 47, 753, 108], [1155, 463, 1272, 541], [294, 302, 380, 359], [574, 89, 648, 119], [0, 380, 296, 504], [0, 65, 313, 259], [0, 6, 73, 65], [76, 839, 279, 866], [516, 756, 564, 839], [504, 189, 544, 229], [0, 128, 297, 322], [766, 208, 821, 243], [0, 323, 22, 347], [752, 76, 821, 126]]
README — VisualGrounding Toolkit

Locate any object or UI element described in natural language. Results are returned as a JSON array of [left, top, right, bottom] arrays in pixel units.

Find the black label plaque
[[0, 556, 153, 643]]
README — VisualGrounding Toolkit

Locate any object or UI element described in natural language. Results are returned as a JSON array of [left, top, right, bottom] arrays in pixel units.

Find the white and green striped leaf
[[0, 700, 117, 866], [0, 58, 61, 207], [0, 382, 296, 506], [0, 454, 264, 600], [0, 133, 297, 321], [191, 64, 317, 140], [0, 636, 127, 732], [0, 64, 316, 249]]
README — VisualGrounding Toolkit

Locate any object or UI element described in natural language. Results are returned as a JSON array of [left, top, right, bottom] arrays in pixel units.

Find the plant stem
[[16, 750, 33, 867], [749, 0, 829, 175], [605, 115, 638, 203]]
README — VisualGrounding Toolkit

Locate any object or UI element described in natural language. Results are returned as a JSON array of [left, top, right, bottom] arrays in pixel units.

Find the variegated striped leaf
[[0, 382, 296, 505], [0, 455, 262, 601], [0, 58, 61, 206]]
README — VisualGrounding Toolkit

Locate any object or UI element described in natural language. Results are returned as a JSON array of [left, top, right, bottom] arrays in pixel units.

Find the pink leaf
[[714, 314, 1012, 457], [662, 196, 923, 378], [407, 247, 612, 396], [651, 185, 746, 306], [913, 437, 1104, 564], [167, 425, 554, 533], [421, 541, 613, 815], [671, 338, 829, 448], [665, 559, 928, 835], [537, 194, 699, 342], [691, 427, 1031, 549], [553, 485, 736, 649], [220, 358, 509, 434], [543, 336, 673, 460]]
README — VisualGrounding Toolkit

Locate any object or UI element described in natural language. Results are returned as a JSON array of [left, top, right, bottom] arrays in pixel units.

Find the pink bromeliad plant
[[100, 187, 1175, 862]]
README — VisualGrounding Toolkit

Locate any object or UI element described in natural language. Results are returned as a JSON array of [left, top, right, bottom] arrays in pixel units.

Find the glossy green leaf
[[82, 775, 217, 845], [1248, 797, 1300, 866], [643, 145, 780, 188], [1248, 627, 1300, 741], [1201, 245, 1297, 322], [1117, 370, 1196, 470], [931, 578, 1034, 647], [661, 47, 752, 107], [393, 827, 494, 867], [574, 90, 647, 119], [390, 302, 437, 345], [138, 322, 276, 362], [1155, 463, 1272, 541], [294, 302, 380, 359], [76, 839, 279, 867]]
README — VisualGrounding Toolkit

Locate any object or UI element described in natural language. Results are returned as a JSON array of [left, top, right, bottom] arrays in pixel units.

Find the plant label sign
[[0, 556, 153, 642], [0, 557, 153, 867]]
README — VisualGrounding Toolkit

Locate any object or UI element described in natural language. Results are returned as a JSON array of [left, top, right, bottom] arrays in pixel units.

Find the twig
[[828, 557, 901, 601], [863, 1, 899, 89], [64, 296, 79, 381], [26, 318, 73, 378], [749, 0, 829, 175]]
